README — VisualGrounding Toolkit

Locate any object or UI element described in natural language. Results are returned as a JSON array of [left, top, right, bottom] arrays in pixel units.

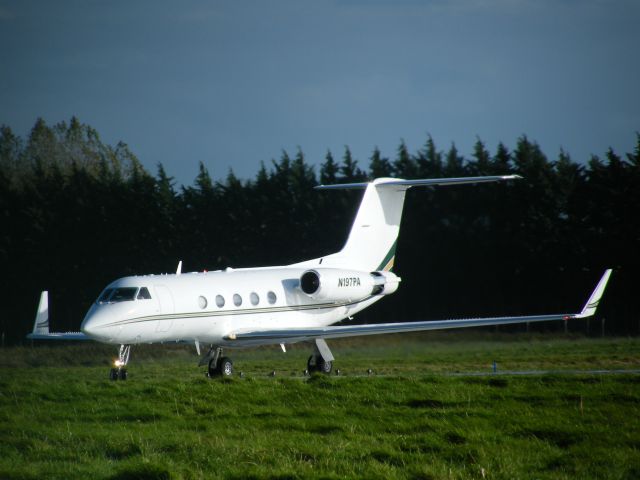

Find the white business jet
[[28, 176, 612, 380]]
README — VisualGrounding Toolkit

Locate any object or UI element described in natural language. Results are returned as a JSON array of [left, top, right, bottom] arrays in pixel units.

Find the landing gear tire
[[208, 356, 233, 377], [307, 355, 332, 375], [207, 358, 218, 377], [318, 359, 332, 374], [109, 368, 127, 381], [219, 357, 233, 377], [307, 355, 316, 372]]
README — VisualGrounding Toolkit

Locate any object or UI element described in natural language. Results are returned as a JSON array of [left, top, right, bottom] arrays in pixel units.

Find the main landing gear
[[211, 356, 233, 377], [306, 338, 335, 375], [201, 346, 234, 377], [307, 354, 333, 374], [109, 344, 131, 381], [200, 339, 336, 378]]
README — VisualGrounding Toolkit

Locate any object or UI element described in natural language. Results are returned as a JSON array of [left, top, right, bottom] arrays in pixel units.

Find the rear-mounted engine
[[300, 268, 400, 302]]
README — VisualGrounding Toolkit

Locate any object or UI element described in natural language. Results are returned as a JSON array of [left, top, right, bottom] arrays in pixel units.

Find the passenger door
[[154, 285, 174, 333]]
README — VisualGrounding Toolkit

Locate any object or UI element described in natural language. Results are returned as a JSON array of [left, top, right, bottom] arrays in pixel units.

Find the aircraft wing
[[224, 269, 612, 345], [27, 332, 90, 341], [26, 291, 91, 341]]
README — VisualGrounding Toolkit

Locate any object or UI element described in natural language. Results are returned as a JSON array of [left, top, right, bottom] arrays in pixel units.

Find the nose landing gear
[[109, 344, 131, 381]]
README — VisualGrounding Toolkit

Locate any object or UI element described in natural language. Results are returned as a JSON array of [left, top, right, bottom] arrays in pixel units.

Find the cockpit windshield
[[98, 288, 114, 304], [110, 287, 138, 302], [97, 287, 152, 304]]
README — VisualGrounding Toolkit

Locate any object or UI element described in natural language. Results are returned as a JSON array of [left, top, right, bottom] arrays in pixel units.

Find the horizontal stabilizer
[[315, 175, 522, 190]]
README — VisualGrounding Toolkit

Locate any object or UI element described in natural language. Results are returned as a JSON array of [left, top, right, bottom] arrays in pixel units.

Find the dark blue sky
[[2, 0, 638, 186]]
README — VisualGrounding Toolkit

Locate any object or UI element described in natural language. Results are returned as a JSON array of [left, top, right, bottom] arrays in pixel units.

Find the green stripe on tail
[[377, 239, 398, 271]]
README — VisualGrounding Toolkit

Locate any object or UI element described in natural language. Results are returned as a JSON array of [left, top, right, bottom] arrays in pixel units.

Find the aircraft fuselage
[[80, 267, 385, 346]]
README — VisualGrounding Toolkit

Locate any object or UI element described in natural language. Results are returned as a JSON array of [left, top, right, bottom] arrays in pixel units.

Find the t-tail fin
[[319, 178, 409, 271], [295, 175, 520, 272]]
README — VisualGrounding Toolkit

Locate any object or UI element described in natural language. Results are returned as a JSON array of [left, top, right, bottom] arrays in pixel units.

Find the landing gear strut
[[109, 344, 131, 381], [203, 346, 234, 377]]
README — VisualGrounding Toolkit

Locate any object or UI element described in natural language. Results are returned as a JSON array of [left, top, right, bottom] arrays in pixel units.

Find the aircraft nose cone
[[81, 305, 103, 339], [80, 315, 96, 337]]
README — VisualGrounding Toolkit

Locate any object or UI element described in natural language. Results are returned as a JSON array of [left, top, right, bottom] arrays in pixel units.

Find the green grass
[[1, 334, 639, 479]]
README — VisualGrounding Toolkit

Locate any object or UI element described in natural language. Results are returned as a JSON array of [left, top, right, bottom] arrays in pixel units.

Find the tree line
[[1, 117, 638, 344]]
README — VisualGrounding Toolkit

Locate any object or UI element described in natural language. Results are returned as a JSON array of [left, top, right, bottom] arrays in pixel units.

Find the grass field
[[1, 333, 639, 479]]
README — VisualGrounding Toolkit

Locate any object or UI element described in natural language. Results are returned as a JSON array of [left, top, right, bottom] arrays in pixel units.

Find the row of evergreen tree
[[1, 117, 638, 343]]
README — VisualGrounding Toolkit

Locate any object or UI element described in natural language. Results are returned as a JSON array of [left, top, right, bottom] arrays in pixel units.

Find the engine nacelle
[[300, 268, 401, 302], [370, 270, 401, 296]]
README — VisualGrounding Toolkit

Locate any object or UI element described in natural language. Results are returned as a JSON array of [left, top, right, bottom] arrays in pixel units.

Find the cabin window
[[216, 295, 225, 308], [250, 292, 259, 306], [98, 288, 114, 304], [198, 296, 208, 309], [233, 294, 242, 307], [267, 291, 277, 304], [110, 287, 138, 303], [137, 287, 152, 300]]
